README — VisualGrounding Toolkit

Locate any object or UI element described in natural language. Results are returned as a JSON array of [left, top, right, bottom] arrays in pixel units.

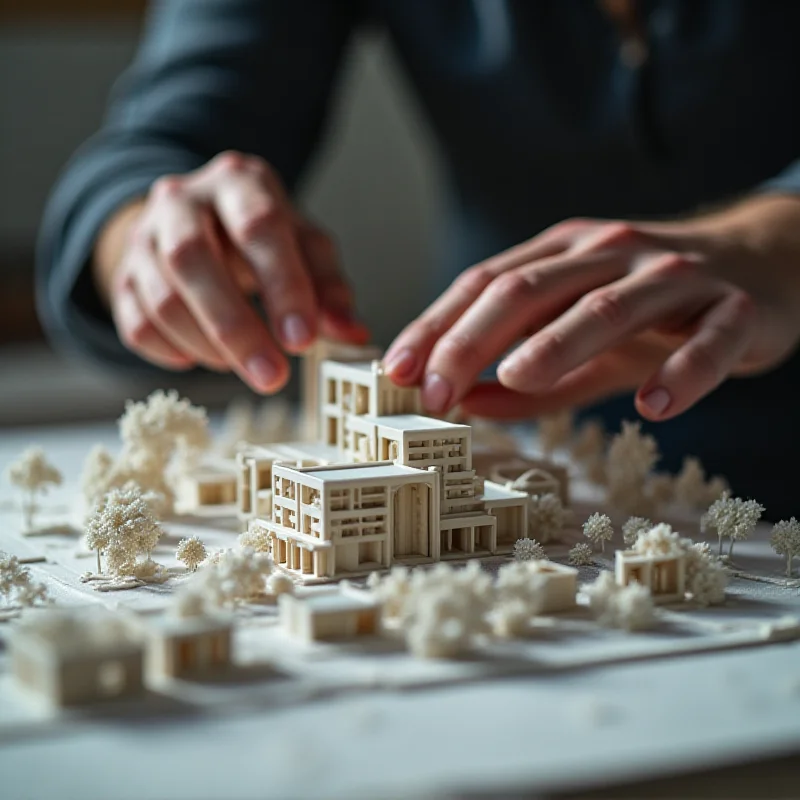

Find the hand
[[383, 195, 800, 421], [94, 151, 368, 392]]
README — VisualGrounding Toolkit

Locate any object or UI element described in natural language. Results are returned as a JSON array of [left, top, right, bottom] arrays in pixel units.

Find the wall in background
[[0, 22, 442, 347]]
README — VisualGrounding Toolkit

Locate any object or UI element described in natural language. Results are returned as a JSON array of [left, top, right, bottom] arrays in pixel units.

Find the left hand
[[383, 195, 800, 421]]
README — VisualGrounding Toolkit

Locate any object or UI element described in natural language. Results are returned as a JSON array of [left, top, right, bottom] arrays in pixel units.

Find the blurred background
[[0, 0, 442, 426]]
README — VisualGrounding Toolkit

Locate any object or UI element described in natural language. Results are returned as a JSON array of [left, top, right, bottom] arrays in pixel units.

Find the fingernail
[[422, 373, 452, 414], [383, 348, 417, 380], [281, 313, 312, 349], [640, 387, 671, 416], [245, 354, 280, 390]]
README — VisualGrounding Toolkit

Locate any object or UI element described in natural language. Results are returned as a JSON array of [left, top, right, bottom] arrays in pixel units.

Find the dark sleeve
[[759, 161, 800, 196], [36, 0, 362, 368]]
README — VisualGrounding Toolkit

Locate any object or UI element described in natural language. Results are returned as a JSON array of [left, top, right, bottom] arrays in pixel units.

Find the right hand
[[95, 151, 369, 392]]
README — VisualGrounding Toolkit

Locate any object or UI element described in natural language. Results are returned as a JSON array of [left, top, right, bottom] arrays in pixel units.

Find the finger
[[131, 239, 229, 371], [382, 226, 579, 385], [298, 221, 370, 344], [418, 249, 632, 414], [497, 253, 717, 393], [460, 359, 633, 419], [150, 177, 288, 392], [635, 291, 755, 421], [204, 154, 318, 353], [111, 280, 194, 370]]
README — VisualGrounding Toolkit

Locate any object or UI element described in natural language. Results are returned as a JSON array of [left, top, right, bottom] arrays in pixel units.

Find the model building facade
[[244, 353, 531, 583]]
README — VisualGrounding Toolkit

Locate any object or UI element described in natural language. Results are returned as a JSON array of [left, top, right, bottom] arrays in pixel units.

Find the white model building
[[176, 458, 238, 513], [240, 355, 534, 583], [11, 610, 144, 706], [147, 615, 233, 678], [523, 560, 579, 613], [615, 549, 687, 604], [279, 587, 382, 642]]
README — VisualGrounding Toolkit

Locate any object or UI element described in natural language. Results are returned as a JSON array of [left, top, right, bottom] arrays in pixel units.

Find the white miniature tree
[[185, 547, 273, 608], [537, 410, 573, 456], [367, 566, 412, 621], [605, 421, 660, 516], [770, 518, 800, 578], [238, 527, 271, 553], [584, 572, 656, 631], [0, 552, 49, 609], [6, 447, 62, 529], [571, 419, 605, 464], [492, 562, 547, 638], [568, 542, 594, 566], [673, 457, 730, 510], [176, 536, 207, 571], [80, 444, 115, 509], [622, 516, 652, 547], [513, 537, 547, 562], [85, 391, 210, 518], [527, 493, 567, 543], [265, 572, 295, 596], [85, 486, 164, 577], [701, 492, 764, 558], [401, 563, 493, 659], [583, 512, 614, 553]]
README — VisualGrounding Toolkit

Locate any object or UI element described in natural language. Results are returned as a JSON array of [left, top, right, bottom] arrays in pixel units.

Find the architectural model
[[238, 354, 535, 584], [11, 610, 145, 707], [279, 586, 382, 643], [147, 613, 233, 678]]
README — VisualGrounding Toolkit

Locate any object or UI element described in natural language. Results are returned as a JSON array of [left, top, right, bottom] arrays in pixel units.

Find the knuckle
[[433, 331, 475, 365], [163, 234, 208, 276], [530, 331, 565, 369], [680, 343, 721, 384], [487, 271, 538, 303], [210, 320, 253, 352], [581, 288, 628, 328], [585, 221, 639, 251], [647, 252, 697, 281], [150, 175, 184, 200], [454, 266, 494, 296], [211, 150, 249, 174], [123, 319, 156, 351], [235, 204, 283, 244], [151, 290, 183, 323]]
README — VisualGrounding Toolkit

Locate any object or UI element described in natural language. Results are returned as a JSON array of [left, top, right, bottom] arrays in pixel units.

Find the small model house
[[279, 587, 382, 642], [615, 550, 687, 604], [177, 458, 238, 513], [147, 614, 233, 678], [526, 560, 579, 613], [11, 610, 144, 707]]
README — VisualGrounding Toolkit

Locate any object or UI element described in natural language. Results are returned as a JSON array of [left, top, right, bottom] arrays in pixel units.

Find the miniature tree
[[647, 473, 674, 508], [266, 572, 295, 596], [583, 512, 614, 553], [770, 518, 800, 577], [585, 572, 656, 631], [492, 562, 547, 637], [622, 516, 652, 547], [367, 566, 412, 620], [176, 536, 207, 571], [238, 526, 271, 553], [0, 551, 49, 609], [571, 419, 605, 464], [80, 444, 115, 509], [6, 447, 62, 529], [537, 410, 573, 457], [513, 537, 547, 562], [526, 493, 566, 543], [185, 547, 273, 608], [701, 492, 765, 558], [568, 542, 594, 566], [631, 523, 684, 557], [85, 486, 164, 577], [673, 457, 730, 510], [401, 563, 493, 658], [605, 421, 660, 516]]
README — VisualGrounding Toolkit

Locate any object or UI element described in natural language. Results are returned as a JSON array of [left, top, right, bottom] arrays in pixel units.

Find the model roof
[[361, 414, 469, 433]]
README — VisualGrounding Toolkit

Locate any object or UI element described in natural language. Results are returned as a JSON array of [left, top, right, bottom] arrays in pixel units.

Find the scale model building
[[241, 350, 535, 583]]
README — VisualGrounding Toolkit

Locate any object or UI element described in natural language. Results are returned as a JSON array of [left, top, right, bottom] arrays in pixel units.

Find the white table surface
[[0, 420, 799, 800]]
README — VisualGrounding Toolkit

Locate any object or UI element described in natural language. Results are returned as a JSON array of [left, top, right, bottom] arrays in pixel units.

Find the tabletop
[[0, 419, 798, 800]]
